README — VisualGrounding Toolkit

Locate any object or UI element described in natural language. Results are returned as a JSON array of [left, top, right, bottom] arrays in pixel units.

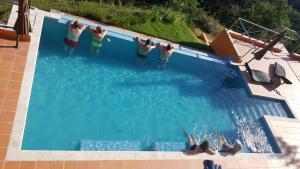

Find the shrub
[[194, 12, 220, 33], [0, 2, 12, 24], [167, 0, 199, 15], [149, 6, 182, 24], [29, 0, 211, 51], [104, 14, 111, 23]]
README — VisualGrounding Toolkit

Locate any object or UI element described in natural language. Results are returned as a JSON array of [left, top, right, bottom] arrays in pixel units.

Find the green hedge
[[0, 2, 12, 24]]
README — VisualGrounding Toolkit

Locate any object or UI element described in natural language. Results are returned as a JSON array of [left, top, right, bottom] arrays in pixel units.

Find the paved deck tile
[[3, 161, 20, 169], [35, 161, 50, 169], [20, 161, 35, 169], [49, 161, 64, 169]]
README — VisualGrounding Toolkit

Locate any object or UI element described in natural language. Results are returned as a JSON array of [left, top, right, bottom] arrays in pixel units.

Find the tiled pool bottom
[[19, 17, 294, 153]]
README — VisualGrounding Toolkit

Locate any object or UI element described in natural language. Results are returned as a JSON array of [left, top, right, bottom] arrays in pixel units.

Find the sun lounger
[[273, 62, 292, 84], [245, 63, 272, 84]]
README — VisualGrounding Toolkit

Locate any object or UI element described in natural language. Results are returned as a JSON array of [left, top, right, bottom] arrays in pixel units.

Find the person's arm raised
[[86, 26, 94, 33], [136, 37, 144, 47], [80, 24, 86, 30], [101, 29, 107, 37]]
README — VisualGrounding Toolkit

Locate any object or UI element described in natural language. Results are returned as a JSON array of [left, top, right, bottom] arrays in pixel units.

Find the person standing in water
[[136, 37, 156, 66], [157, 42, 175, 68], [64, 20, 86, 56], [87, 25, 107, 56]]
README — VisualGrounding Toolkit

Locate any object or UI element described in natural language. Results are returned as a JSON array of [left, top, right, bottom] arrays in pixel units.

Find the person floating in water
[[64, 20, 86, 56], [218, 135, 242, 155], [87, 25, 107, 56], [157, 42, 175, 68], [136, 37, 156, 66], [183, 129, 216, 155]]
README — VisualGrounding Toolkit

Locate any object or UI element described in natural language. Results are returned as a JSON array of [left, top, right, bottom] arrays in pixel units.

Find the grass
[[0, 2, 12, 24], [30, 0, 212, 51]]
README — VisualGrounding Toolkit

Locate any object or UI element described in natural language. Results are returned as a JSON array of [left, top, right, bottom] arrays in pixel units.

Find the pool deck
[[233, 38, 300, 120], [0, 5, 300, 169]]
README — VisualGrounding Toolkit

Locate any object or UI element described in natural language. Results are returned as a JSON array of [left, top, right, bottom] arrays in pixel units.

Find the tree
[[167, 0, 200, 14], [271, 0, 291, 28], [290, 9, 300, 32], [219, 4, 242, 27]]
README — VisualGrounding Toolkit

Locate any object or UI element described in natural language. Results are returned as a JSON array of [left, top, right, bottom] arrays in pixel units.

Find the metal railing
[[229, 17, 300, 58]]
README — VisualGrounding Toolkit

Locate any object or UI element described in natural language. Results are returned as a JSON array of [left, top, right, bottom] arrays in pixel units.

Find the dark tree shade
[[289, 0, 300, 10]]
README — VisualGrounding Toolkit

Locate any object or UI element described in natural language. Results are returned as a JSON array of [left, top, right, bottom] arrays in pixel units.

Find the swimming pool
[[21, 17, 293, 153]]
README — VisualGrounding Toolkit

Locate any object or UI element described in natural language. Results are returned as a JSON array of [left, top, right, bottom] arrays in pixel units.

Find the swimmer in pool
[[156, 42, 175, 68], [136, 37, 156, 66], [218, 135, 242, 155], [183, 129, 216, 155], [64, 20, 86, 56], [87, 25, 107, 56]]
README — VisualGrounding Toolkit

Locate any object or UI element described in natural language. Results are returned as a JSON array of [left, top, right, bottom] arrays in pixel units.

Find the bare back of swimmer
[[183, 129, 216, 155]]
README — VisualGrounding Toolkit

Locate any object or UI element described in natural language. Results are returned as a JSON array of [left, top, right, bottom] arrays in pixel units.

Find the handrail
[[238, 18, 295, 41]]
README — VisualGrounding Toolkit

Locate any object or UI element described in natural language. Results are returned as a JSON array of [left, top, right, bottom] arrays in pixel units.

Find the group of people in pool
[[184, 129, 242, 155], [136, 37, 175, 67], [64, 20, 107, 57], [63, 20, 175, 67], [64, 20, 241, 155]]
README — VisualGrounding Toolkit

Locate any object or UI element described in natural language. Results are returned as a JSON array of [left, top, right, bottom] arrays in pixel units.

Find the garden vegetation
[[0, 0, 300, 52]]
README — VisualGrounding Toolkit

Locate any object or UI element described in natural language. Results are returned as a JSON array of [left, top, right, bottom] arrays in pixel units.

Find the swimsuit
[[64, 27, 82, 48], [190, 144, 197, 151], [64, 38, 78, 48], [159, 48, 174, 64], [160, 54, 169, 64], [91, 35, 103, 48]]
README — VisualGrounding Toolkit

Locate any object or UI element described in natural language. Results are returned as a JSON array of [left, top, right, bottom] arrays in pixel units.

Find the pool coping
[[5, 5, 297, 161]]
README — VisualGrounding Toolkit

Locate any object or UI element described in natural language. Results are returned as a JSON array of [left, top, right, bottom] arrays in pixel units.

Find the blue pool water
[[22, 17, 293, 153]]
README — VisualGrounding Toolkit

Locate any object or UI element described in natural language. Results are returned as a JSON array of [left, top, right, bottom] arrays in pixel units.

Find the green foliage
[[201, 0, 292, 29], [290, 9, 300, 32], [126, 19, 203, 48], [148, 6, 182, 24], [242, 1, 278, 28], [219, 4, 242, 28], [289, 10, 300, 53], [0, 2, 12, 23], [167, 0, 199, 15], [249, 0, 291, 28], [30, 0, 207, 50], [194, 13, 218, 33], [4, 0, 300, 52]]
